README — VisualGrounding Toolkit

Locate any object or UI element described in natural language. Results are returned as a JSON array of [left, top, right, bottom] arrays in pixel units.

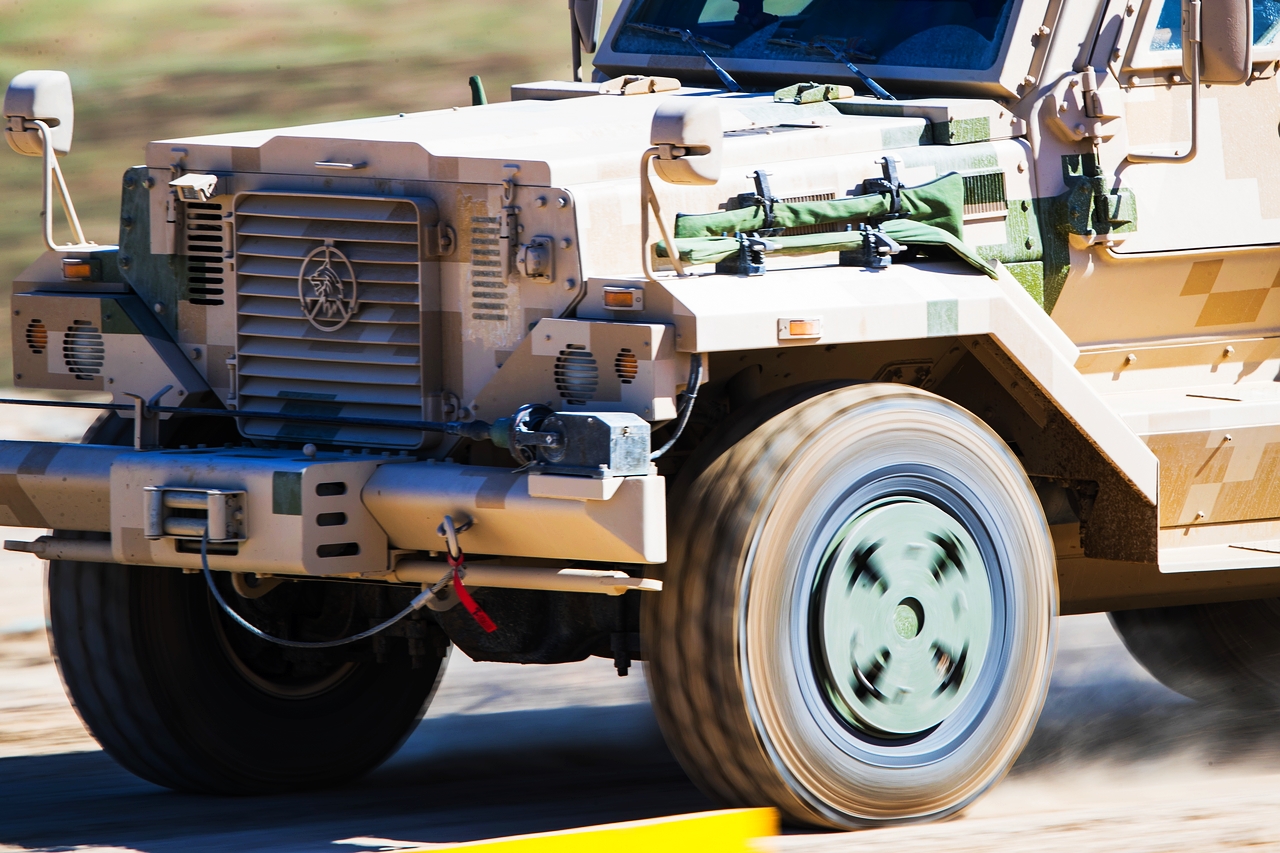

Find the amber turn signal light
[[61, 257, 99, 281]]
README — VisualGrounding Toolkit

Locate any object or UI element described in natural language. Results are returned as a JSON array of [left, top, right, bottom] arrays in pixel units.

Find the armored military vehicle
[[2, 0, 1278, 829]]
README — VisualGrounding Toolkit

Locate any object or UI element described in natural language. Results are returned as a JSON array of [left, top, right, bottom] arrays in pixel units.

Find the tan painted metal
[[362, 463, 666, 564], [0, 441, 116, 530]]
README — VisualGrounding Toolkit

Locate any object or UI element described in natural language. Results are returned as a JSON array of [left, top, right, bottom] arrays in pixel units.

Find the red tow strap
[[447, 550, 497, 633]]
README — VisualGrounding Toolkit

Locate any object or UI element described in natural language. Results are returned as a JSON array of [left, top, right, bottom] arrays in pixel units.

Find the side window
[[1145, 0, 1280, 54]]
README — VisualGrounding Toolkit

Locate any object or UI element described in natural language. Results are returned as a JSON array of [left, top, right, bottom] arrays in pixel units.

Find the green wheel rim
[[814, 496, 993, 737]]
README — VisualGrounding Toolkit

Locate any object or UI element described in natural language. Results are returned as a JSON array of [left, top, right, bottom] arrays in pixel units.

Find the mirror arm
[[1126, 58, 1199, 164], [31, 119, 101, 252], [639, 148, 688, 283], [50, 143, 87, 246]]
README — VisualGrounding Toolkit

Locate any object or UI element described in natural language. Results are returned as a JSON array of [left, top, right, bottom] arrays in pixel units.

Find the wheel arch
[[660, 263, 1159, 594]]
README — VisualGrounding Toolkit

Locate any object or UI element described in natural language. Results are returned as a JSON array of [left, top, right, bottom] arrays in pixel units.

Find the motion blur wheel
[[45, 415, 447, 794], [1110, 600, 1280, 708], [644, 384, 1057, 827]]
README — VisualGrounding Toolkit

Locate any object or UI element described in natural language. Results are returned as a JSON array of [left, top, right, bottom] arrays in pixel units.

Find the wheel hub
[[814, 497, 993, 737]]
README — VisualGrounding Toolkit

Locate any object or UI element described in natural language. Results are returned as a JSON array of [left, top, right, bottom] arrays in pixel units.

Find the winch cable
[[200, 528, 446, 650], [650, 353, 704, 461]]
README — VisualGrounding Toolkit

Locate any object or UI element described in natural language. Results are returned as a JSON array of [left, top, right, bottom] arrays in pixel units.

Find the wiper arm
[[769, 38, 894, 101], [624, 22, 743, 92], [681, 29, 744, 92]]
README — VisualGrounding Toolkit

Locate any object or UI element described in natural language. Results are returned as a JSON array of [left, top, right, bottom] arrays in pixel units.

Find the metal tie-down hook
[[435, 515, 497, 632]]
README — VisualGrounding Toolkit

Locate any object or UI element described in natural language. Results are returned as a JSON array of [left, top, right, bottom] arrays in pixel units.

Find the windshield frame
[[593, 0, 1049, 97]]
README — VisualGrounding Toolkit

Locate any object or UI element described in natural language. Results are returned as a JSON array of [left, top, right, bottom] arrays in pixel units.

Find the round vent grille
[[64, 320, 104, 379], [554, 344, 598, 405], [25, 319, 48, 355], [615, 348, 638, 384]]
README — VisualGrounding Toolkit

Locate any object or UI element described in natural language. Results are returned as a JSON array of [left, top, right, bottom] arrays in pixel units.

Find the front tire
[[644, 384, 1057, 827], [48, 561, 447, 794], [46, 414, 446, 794]]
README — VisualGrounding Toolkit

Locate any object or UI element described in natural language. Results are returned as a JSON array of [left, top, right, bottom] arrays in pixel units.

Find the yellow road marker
[[406, 807, 779, 853]]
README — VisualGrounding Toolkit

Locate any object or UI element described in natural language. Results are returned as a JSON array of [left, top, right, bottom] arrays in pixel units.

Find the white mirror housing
[[650, 98, 722, 186], [1183, 0, 1252, 85], [4, 70, 75, 157]]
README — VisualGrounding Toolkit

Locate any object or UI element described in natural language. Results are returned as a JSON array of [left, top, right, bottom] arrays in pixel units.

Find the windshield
[[615, 0, 1019, 71]]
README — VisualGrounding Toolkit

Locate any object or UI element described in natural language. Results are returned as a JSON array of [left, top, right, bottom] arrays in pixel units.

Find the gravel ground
[[1, 406, 1279, 851]]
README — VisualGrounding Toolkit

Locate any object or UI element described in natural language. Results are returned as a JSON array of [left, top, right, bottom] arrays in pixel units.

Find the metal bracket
[[500, 164, 521, 281], [863, 156, 905, 218], [716, 234, 776, 276], [122, 384, 171, 450], [429, 222, 457, 257], [143, 485, 247, 542], [1047, 68, 1123, 143], [751, 170, 777, 230], [502, 403, 561, 465], [839, 224, 905, 270], [517, 235, 555, 281]]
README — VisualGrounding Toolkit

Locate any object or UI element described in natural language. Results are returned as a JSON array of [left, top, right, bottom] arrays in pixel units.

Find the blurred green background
[[0, 0, 621, 384]]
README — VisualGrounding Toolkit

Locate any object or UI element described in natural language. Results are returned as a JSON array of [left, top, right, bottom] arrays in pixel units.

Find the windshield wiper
[[624, 23, 743, 92], [769, 38, 894, 101]]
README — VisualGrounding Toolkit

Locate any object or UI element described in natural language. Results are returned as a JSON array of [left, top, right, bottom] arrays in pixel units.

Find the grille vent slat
[[25, 319, 48, 355], [555, 344, 598, 406], [238, 235, 418, 264], [615, 348, 639, 384], [237, 255, 418, 284], [962, 172, 1008, 217], [63, 319, 104, 379], [235, 193, 424, 448], [185, 201, 227, 306], [469, 215, 509, 322]]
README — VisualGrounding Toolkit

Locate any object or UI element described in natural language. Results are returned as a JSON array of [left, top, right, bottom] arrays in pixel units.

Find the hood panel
[[148, 91, 1020, 188]]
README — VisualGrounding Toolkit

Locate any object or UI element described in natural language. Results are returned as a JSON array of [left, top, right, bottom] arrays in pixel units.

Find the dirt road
[[1, 407, 1279, 851]]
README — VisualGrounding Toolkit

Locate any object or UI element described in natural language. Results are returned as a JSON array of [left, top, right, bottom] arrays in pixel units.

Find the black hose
[[200, 529, 440, 649], [650, 353, 704, 461]]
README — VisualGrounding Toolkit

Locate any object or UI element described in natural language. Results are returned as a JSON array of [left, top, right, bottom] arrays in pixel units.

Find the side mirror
[[650, 99, 722, 186], [4, 70, 74, 157], [1184, 0, 1252, 85], [572, 0, 602, 54]]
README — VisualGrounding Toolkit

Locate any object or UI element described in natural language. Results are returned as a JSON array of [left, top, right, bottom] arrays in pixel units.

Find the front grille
[[234, 193, 424, 448]]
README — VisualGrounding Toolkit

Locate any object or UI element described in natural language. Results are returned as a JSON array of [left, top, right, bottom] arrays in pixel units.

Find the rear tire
[[1110, 600, 1280, 708], [46, 414, 446, 794], [644, 384, 1057, 827]]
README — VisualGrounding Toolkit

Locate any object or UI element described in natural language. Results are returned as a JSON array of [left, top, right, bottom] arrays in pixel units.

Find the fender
[[585, 260, 1158, 504]]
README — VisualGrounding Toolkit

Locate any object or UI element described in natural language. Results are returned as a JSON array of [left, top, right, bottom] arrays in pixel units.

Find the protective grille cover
[[234, 193, 424, 448]]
